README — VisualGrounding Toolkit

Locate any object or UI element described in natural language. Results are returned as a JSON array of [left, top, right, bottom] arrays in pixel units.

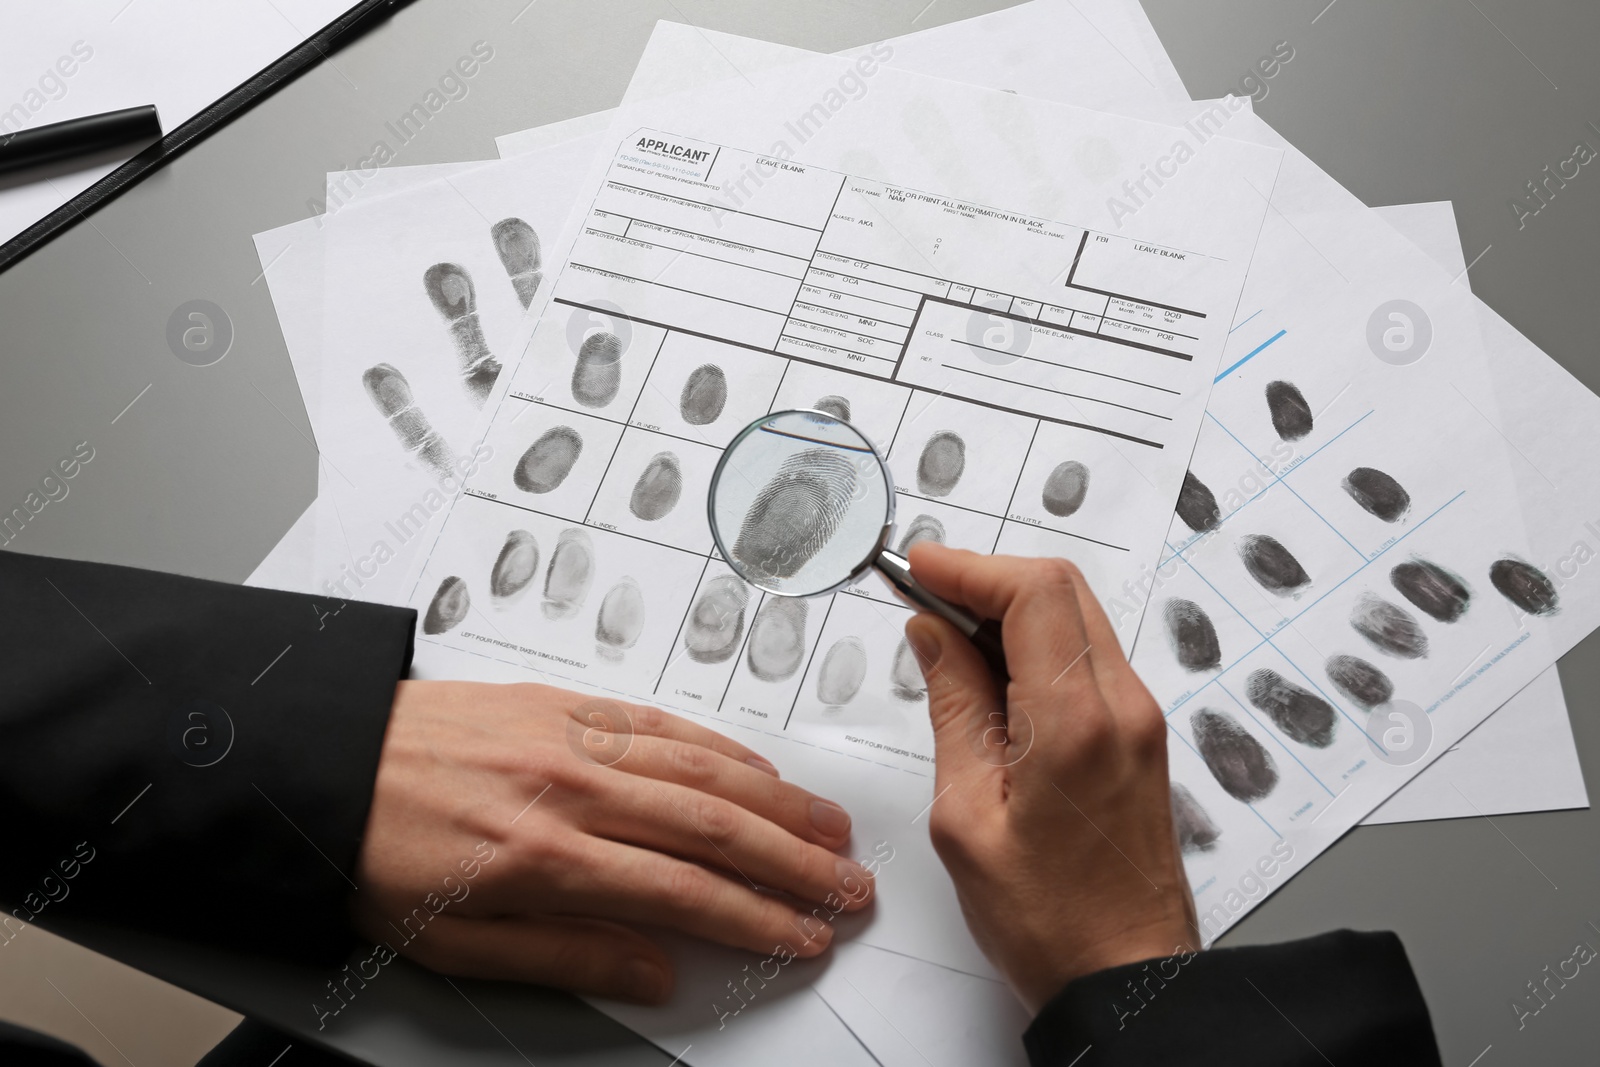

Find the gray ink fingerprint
[[489, 530, 539, 599], [917, 432, 966, 498], [1490, 558, 1559, 616], [1265, 380, 1313, 441], [731, 449, 858, 582], [1246, 669, 1336, 748], [895, 514, 946, 555], [684, 576, 748, 664], [1170, 783, 1220, 854], [513, 425, 582, 494], [1325, 654, 1393, 711], [890, 637, 927, 702], [1164, 599, 1221, 672], [1191, 709, 1279, 803], [747, 598, 808, 682], [362, 363, 454, 478], [679, 364, 727, 426], [629, 452, 682, 521], [490, 218, 542, 308], [571, 331, 622, 408], [1176, 470, 1221, 533], [813, 395, 851, 423], [1042, 461, 1091, 518], [423, 263, 501, 405], [595, 577, 646, 660], [1343, 467, 1410, 523], [1390, 559, 1470, 623], [422, 576, 469, 635], [541, 529, 593, 620], [817, 637, 868, 706], [1351, 595, 1428, 659], [1238, 534, 1311, 596]]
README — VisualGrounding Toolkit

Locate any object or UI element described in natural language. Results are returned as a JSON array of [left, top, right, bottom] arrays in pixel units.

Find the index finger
[[566, 697, 782, 778]]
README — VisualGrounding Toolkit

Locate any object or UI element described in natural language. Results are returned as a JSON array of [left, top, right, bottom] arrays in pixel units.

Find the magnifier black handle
[[874, 550, 1009, 684]]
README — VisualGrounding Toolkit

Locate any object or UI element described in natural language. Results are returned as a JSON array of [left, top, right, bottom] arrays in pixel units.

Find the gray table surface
[[4, 0, 1598, 1062]]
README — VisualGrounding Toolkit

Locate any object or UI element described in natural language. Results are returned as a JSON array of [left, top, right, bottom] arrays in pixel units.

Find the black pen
[[0, 104, 162, 177]]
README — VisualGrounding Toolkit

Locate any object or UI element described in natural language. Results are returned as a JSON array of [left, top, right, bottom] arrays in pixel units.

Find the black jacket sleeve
[[1023, 930, 1442, 1066], [0, 550, 415, 965]]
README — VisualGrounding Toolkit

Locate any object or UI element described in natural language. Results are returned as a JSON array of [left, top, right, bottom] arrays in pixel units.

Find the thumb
[[906, 613, 1004, 797]]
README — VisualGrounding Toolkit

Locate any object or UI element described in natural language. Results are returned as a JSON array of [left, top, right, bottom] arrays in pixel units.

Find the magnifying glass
[[707, 409, 1007, 680]]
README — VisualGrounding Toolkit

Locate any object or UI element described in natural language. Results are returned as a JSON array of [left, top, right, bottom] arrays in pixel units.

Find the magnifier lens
[[709, 410, 891, 597]]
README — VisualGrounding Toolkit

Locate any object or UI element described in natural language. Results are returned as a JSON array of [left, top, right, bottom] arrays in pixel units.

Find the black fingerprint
[[731, 449, 859, 582], [684, 576, 748, 663], [1350, 595, 1428, 659], [1325, 654, 1393, 710], [571, 331, 623, 408], [1170, 783, 1220, 853], [1490, 558, 1559, 617], [362, 364, 454, 478], [490, 218, 542, 309], [1343, 467, 1410, 523], [1164, 599, 1221, 672], [1176, 470, 1221, 533], [595, 578, 646, 660], [489, 530, 540, 599], [1042, 461, 1090, 517], [630, 452, 682, 521], [817, 637, 868, 706], [513, 425, 582, 494], [917, 432, 966, 497], [1238, 534, 1311, 596], [1246, 669, 1336, 748], [423, 263, 501, 405], [1192, 709, 1279, 802], [1265, 380, 1312, 441], [814, 395, 851, 423], [679, 364, 727, 426], [896, 514, 946, 555], [890, 637, 926, 702], [1390, 559, 1470, 623], [747, 598, 808, 682], [542, 529, 593, 620], [423, 576, 469, 635]]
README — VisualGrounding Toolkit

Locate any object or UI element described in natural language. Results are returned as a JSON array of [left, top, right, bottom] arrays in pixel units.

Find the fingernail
[[625, 958, 668, 1002], [907, 624, 942, 671], [836, 858, 874, 903], [747, 756, 780, 777], [810, 799, 851, 837]]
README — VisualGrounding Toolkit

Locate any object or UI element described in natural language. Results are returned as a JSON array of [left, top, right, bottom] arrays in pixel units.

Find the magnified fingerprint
[[1042, 461, 1090, 517], [895, 514, 946, 556], [571, 331, 623, 408], [747, 599, 808, 682], [1191, 709, 1278, 802], [362, 363, 454, 478], [1170, 783, 1220, 853], [513, 425, 582, 494], [489, 530, 539, 599], [1490, 558, 1559, 617], [630, 452, 683, 521], [684, 576, 748, 663], [1164, 599, 1221, 672], [817, 637, 868, 706], [1325, 653, 1393, 710], [890, 637, 926, 702], [1238, 534, 1310, 596], [1350, 594, 1428, 659], [1343, 467, 1410, 523], [1176, 470, 1221, 533], [917, 432, 966, 497], [1246, 668, 1336, 748], [422, 575, 469, 635], [423, 263, 501, 405], [731, 449, 859, 582], [1390, 558, 1470, 623], [814, 395, 851, 423], [679, 364, 727, 426], [1264, 380, 1313, 441], [595, 577, 646, 660], [542, 529, 594, 620], [490, 218, 542, 308]]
